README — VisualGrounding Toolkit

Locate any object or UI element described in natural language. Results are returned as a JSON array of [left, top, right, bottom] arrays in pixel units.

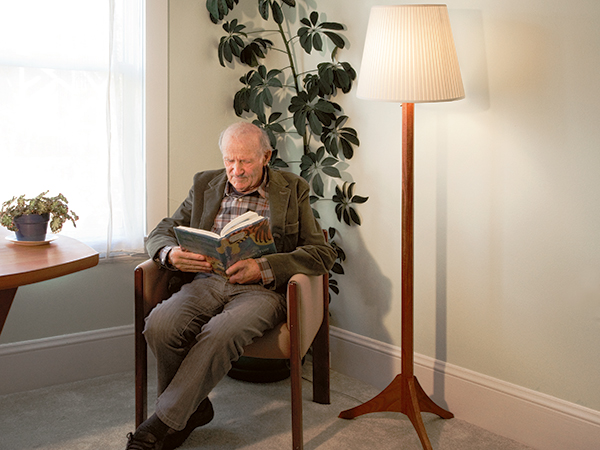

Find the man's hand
[[226, 259, 262, 284], [168, 247, 213, 273]]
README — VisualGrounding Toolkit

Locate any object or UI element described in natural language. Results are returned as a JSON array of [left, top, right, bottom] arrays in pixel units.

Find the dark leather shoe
[[126, 430, 164, 450], [162, 398, 214, 450]]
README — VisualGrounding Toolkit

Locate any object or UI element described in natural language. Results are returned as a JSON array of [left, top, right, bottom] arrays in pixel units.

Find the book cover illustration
[[173, 212, 277, 276]]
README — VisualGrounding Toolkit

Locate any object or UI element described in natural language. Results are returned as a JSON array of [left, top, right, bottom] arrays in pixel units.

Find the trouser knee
[[143, 304, 187, 351]]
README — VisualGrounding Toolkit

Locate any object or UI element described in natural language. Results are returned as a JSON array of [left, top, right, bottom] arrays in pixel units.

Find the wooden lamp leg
[[338, 103, 453, 450]]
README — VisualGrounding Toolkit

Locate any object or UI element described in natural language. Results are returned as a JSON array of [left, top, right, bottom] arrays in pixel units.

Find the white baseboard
[[329, 326, 600, 450], [0, 325, 134, 395]]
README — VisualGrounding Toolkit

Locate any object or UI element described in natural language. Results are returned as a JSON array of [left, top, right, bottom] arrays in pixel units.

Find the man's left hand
[[226, 259, 262, 284]]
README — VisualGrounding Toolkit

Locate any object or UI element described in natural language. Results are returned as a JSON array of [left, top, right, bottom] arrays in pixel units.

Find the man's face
[[222, 132, 271, 194]]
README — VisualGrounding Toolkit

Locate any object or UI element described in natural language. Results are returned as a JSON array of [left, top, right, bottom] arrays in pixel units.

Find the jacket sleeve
[[145, 169, 225, 259], [264, 175, 337, 292], [145, 186, 194, 260]]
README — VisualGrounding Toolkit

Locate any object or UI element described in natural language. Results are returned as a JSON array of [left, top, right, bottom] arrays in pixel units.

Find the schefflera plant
[[206, 0, 368, 294]]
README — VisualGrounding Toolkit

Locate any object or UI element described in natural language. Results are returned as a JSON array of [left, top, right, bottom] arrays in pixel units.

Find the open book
[[173, 211, 277, 276]]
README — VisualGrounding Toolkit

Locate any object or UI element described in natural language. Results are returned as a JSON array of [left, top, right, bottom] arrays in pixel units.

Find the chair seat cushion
[[243, 322, 291, 359]]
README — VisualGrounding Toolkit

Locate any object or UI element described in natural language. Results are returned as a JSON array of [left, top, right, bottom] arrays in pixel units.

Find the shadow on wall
[[450, 9, 490, 113], [329, 224, 394, 363], [430, 8, 489, 409]]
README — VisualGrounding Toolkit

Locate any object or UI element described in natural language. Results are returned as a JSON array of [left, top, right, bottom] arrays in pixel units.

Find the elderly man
[[126, 122, 336, 450]]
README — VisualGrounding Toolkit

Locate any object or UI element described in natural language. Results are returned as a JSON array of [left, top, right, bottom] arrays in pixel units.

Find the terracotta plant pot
[[14, 213, 50, 241]]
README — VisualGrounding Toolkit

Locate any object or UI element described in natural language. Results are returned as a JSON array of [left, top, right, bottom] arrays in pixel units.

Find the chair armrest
[[287, 273, 325, 358], [243, 273, 325, 359], [135, 259, 178, 317]]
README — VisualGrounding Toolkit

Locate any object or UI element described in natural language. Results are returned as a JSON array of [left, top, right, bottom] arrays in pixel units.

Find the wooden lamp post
[[338, 5, 465, 450]]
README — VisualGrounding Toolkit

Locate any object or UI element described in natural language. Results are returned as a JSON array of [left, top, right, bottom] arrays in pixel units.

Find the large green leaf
[[314, 98, 335, 113], [312, 173, 324, 197], [233, 71, 255, 116], [297, 12, 345, 54], [288, 91, 338, 137], [321, 115, 359, 158], [242, 65, 282, 121], [268, 149, 289, 169], [293, 110, 307, 136], [207, 0, 240, 23], [322, 165, 341, 178], [234, 87, 251, 116], [217, 20, 247, 66], [308, 111, 322, 134], [316, 62, 356, 96], [299, 147, 341, 198], [258, 0, 269, 20], [239, 38, 273, 67], [272, 1, 284, 24], [328, 277, 339, 295], [324, 31, 344, 49], [253, 112, 285, 149], [332, 182, 368, 226], [331, 262, 344, 275]]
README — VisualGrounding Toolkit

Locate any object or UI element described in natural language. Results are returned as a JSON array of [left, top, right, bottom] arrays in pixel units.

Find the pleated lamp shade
[[357, 4, 465, 103]]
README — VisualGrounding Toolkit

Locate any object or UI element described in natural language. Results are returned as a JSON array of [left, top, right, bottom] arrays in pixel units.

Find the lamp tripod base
[[338, 373, 454, 450]]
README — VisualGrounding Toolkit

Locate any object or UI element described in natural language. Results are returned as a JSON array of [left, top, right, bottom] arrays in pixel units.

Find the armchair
[[134, 259, 331, 450]]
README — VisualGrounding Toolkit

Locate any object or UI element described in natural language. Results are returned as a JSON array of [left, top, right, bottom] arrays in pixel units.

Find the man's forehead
[[222, 128, 260, 144], [223, 145, 262, 157], [223, 134, 261, 149]]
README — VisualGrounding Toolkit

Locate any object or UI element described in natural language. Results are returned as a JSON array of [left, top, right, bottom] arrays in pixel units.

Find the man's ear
[[263, 150, 272, 165]]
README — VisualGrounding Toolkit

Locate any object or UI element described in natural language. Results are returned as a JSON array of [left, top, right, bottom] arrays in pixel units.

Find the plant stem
[[277, 22, 299, 92], [276, 20, 309, 154]]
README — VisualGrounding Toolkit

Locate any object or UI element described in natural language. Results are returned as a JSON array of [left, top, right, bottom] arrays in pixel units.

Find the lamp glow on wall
[[338, 5, 464, 450]]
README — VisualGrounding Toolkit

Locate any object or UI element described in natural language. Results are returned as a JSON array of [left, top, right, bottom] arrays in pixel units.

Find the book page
[[220, 211, 261, 236], [175, 226, 220, 239]]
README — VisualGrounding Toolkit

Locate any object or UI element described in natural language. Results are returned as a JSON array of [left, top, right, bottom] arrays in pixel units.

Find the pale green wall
[[0, 256, 145, 344], [167, 0, 600, 412]]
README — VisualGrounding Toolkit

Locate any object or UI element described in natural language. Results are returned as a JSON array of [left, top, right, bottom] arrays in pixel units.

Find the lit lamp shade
[[357, 4, 465, 103]]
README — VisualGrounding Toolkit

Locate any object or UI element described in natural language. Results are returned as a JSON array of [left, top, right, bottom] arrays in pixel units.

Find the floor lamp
[[338, 5, 464, 450]]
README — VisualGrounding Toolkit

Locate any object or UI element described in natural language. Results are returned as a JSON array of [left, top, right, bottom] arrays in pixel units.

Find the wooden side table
[[0, 229, 99, 337]]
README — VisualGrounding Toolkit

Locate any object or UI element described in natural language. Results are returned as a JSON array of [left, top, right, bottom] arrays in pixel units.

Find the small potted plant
[[0, 191, 79, 242]]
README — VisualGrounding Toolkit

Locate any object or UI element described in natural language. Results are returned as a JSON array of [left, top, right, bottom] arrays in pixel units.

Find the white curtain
[[0, 0, 145, 256]]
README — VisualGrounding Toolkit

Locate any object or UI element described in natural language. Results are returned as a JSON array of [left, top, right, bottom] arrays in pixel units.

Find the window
[[0, 0, 146, 255]]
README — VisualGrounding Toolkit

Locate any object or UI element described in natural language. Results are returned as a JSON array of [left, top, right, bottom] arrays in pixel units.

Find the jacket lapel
[[267, 168, 291, 248], [199, 172, 227, 230]]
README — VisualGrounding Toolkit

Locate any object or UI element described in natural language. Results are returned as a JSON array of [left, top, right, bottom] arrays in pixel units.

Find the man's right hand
[[168, 246, 213, 273]]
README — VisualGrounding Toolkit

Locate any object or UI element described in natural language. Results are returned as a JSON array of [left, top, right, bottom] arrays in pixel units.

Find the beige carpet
[[0, 363, 534, 450]]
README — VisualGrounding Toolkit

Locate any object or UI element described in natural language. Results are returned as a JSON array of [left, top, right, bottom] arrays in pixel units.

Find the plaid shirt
[[211, 173, 274, 285], [211, 178, 270, 234], [158, 171, 275, 286]]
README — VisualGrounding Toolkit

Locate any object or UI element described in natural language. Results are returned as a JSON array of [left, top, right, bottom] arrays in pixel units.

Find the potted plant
[[206, 0, 369, 382], [0, 191, 79, 242]]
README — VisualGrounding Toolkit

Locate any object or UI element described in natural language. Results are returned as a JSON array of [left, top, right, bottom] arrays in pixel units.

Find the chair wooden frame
[[134, 259, 331, 450]]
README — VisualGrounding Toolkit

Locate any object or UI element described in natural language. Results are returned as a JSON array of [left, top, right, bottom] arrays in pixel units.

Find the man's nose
[[233, 161, 244, 175]]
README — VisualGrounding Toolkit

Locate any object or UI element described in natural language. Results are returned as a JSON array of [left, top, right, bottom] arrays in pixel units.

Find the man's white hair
[[218, 122, 272, 155]]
